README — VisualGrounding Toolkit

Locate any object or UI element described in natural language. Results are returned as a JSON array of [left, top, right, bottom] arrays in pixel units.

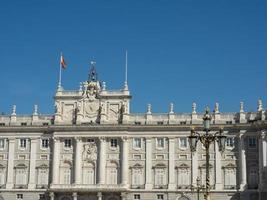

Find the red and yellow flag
[[60, 55, 67, 69]]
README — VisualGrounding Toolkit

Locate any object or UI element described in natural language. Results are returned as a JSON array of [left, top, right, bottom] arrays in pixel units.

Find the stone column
[[28, 138, 38, 189], [97, 192, 102, 200], [239, 131, 247, 190], [72, 192, 78, 200], [99, 137, 106, 185], [215, 141, 222, 190], [259, 130, 267, 189], [52, 137, 61, 184], [121, 137, 129, 186], [168, 138, 175, 189], [145, 138, 153, 189], [6, 138, 15, 189], [75, 137, 83, 185], [191, 144, 198, 186]]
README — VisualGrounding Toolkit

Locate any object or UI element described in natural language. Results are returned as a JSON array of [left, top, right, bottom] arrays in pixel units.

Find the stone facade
[[0, 66, 266, 200]]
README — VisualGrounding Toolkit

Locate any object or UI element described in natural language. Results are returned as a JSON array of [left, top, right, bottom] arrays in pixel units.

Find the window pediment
[[153, 163, 166, 168]]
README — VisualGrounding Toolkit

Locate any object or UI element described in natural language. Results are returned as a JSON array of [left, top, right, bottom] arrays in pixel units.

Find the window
[[107, 162, 118, 185], [64, 139, 72, 148], [132, 168, 143, 186], [0, 167, 6, 185], [21, 123, 27, 126], [133, 138, 141, 149], [41, 139, 49, 149], [155, 168, 166, 186], [226, 137, 234, 148], [224, 167, 236, 189], [83, 163, 95, 185], [179, 138, 188, 149], [177, 167, 190, 186], [135, 122, 141, 125], [157, 194, 164, 200], [156, 138, 164, 149], [180, 121, 186, 125], [17, 194, 23, 200], [248, 167, 258, 189], [37, 168, 48, 186], [19, 139, 27, 149], [87, 138, 95, 143], [42, 123, 49, 126], [110, 138, 118, 148], [0, 139, 5, 149], [39, 194, 45, 200], [63, 168, 71, 184], [15, 167, 27, 185], [134, 194, 140, 200], [0, 123, 5, 126], [248, 137, 256, 148], [157, 121, 164, 125]]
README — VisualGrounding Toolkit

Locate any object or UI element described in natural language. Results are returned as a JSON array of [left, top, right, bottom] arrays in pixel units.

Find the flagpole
[[124, 50, 128, 90], [58, 52, 62, 90]]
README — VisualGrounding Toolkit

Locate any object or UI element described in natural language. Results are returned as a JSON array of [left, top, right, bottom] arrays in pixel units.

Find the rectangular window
[[87, 138, 95, 143], [179, 138, 188, 149], [19, 139, 27, 148], [64, 139, 72, 148], [155, 168, 166, 186], [133, 138, 141, 149], [110, 139, 118, 148], [226, 138, 234, 148], [156, 138, 164, 149], [17, 194, 23, 200], [0, 123, 5, 126], [134, 194, 140, 200], [21, 123, 27, 126], [42, 123, 49, 126], [41, 139, 49, 149], [0, 139, 5, 149], [39, 194, 45, 200], [248, 137, 256, 148], [157, 194, 164, 200]]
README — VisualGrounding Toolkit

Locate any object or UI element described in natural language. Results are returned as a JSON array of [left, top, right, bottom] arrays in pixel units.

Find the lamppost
[[188, 107, 226, 200], [191, 177, 205, 200]]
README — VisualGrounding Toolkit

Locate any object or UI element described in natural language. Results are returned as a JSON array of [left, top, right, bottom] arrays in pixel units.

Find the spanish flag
[[60, 54, 67, 69]]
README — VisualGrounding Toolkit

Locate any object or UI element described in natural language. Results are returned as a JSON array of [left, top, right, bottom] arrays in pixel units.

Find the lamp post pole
[[189, 107, 226, 200]]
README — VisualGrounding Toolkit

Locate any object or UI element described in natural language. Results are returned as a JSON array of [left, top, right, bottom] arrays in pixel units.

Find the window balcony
[[131, 184, 145, 189], [14, 184, 27, 189], [154, 185, 168, 189]]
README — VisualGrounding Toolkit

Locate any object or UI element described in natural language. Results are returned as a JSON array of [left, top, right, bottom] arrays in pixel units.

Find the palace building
[[0, 63, 266, 200]]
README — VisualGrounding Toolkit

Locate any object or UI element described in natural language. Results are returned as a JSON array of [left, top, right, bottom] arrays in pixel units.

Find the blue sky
[[0, 0, 267, 115]]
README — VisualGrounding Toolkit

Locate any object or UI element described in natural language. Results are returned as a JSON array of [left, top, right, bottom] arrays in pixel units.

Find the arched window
[[37, 164, 49, 187], [223, 164, 236, 189], [15, 164, 28, 187], [0, 165, 6, 185], [131, 164, 144, 188], [107, 161, 118, 185], [82, 162, 95, 185], [177, 164, 191, 188], [60, 161, 72, 184]]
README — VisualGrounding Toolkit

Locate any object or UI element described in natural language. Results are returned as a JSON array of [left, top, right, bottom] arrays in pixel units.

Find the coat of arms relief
[[83, 142, 97, 161]]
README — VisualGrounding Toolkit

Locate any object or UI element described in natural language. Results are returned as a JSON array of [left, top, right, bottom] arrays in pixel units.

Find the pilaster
[[145, 138, 153, 189], [52, 137, 61, 184], [215, 142, 222, 190], [239, 130, 247, 190], [6, 138, 15, 189], [28, 138, 38, 189], [121, 137, 129, 186], [75, 137, 83, 185], [168, 138, 176, 189], [99, 137, 106, 185], [72, 192, 78, 200], [259, 130, 267, 190]]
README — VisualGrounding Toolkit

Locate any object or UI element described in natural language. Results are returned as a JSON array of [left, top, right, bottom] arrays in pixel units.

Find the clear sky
[[0, 0, 267, 115]]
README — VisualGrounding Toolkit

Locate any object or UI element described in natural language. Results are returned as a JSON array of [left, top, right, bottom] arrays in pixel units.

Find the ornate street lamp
[[188, 107, 226, 200]]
